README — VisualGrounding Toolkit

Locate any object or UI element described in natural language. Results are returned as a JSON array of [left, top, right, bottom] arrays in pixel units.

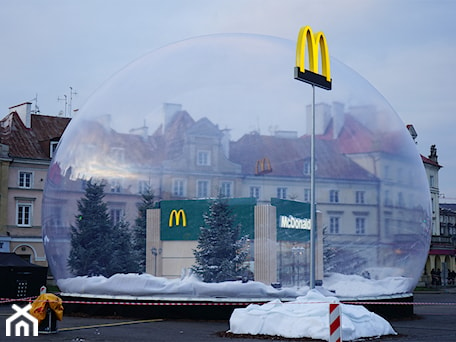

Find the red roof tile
[[0, 112, 70, 160]]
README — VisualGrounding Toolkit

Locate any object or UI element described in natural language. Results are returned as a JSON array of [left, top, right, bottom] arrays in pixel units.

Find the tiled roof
[[321, 114, 412, 156], [229, 132, 377, 181], [421, 154, 442, 168], [0, 112, 70, 160]]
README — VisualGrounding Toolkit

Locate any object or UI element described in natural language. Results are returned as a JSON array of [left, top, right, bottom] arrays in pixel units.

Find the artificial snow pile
[[58, 273, 309, 298], [57, 271, 413, 299], [323, 272, 414, 298], [228, 289, 397, 341]]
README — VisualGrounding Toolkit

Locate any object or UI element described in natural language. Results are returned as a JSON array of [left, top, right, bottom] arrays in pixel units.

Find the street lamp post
[[151, 247, 162, 276]]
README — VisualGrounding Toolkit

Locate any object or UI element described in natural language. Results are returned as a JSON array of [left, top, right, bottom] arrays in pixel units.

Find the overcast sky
[[1, 0, 455, 199]]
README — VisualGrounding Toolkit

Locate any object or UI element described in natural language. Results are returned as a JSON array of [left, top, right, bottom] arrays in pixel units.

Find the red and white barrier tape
[[2, 297, 456, 306]]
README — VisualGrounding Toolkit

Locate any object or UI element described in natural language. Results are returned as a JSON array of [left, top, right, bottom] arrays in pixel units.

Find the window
[[172, 179, 185, 197], [17, 202, 33, 227], [384, 190, 392, 206], [110, 208, 124, 225], [329, 190, 339, 203], [220, 181, 232, 198], [384, 165, 391, 180], [277, 187, 287, 199], [329, 217, 339, 234], [429, 175, 435, 187], [355, 191, 365, 204], [355, 217, 366, 234], [110, 180, 121, 193], [18, 171, 33, 188], [398, 192, 405, 207], [304, 188, 311, 202], [197, 180, 209, 198], [50, 141, 59, 158], [303, 159, 311, 175], [384, 217, 392, 236], [49, 206, 63, 227], [250, 186, 260, 199], [197, 150, 210, 166]]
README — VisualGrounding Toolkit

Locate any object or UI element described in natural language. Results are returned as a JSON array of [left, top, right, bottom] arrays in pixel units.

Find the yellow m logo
[[168, 209, 187, 227], [294, 26, 332, 90], [255, 157, 272, 175]]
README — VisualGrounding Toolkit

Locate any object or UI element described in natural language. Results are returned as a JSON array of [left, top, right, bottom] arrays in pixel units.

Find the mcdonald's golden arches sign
[[294, 25, 332, 90], [168, 209, 187, 227]]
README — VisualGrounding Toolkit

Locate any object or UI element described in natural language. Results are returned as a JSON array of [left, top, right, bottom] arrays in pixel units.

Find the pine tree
[[109, 218, 137, 274], [132, 185, 155, 273], [68, 180, 113, 277], [192, 197, 248, 283]]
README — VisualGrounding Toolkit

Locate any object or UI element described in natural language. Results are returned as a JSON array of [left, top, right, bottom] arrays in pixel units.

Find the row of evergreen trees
[[68, 180, 249, 282]]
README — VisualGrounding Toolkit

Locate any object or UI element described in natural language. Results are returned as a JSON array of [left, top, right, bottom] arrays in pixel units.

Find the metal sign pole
[[310, 84, 316, 289], [294, 25, 332, 289]]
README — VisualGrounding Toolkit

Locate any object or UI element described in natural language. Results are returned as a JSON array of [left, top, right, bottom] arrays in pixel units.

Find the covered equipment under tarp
[[0, 253, 48, 299], [30, 293, 64, 324]]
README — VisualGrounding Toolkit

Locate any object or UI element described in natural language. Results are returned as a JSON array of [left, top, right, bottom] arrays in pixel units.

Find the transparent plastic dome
[[42, 34, 431, 298]]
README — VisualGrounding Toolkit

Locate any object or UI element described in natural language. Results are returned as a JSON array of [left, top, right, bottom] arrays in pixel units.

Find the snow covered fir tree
[[68, 180, 136, 277], [192, 196, 249, 283]]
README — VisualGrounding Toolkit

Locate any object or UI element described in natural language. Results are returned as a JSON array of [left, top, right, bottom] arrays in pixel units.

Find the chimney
[[9, 102, 32, 128], [406, 124, 418, 143], [332, 102, 345, 139], [429, 145, 438, 163], [221, 129, 231, 157], [306, 102, 331, 135], [163, 103, 182, 129]]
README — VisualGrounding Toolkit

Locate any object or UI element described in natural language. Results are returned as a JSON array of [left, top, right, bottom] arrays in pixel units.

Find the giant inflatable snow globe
[[42, 34, 431, 300]]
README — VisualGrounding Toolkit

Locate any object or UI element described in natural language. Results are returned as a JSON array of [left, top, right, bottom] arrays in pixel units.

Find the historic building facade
[[2, 101, 453, 288], [0, 102, 70, 266]]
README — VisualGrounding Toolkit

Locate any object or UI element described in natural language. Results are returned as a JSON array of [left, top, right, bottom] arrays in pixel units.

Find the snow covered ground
[[229, 289, 397, 341]]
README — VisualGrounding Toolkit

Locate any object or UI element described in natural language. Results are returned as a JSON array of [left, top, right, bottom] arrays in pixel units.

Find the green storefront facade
[[148, 197, 316, 286], [159, 197, 310, 242]]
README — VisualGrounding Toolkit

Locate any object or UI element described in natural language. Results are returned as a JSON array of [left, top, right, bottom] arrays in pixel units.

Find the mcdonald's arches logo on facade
[[294, 25, 332, 90], [255, 157, 272, 175], [168, 209, 187, 227]]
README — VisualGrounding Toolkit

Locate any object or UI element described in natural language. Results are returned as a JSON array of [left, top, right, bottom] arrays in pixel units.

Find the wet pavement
[[1, 289, 455, 341]]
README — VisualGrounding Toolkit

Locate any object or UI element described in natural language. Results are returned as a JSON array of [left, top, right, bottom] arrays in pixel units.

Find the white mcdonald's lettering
[[280, 215, 311, 230], [169, 209, 187, 227]]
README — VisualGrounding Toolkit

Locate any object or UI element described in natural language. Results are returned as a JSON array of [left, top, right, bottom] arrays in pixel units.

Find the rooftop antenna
[[57, 94, 67, 116], [68, 86, 78, 117], [30, 93, 40, 114]]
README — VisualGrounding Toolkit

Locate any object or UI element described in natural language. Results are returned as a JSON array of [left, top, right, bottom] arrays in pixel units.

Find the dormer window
[[303, 159, 311, 175], [50, 141, 59, 158], [197, 150, 210, 166], [303, 158, 316, 175]]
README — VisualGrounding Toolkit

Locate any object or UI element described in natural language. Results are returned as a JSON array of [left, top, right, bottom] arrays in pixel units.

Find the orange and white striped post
[[329, 303, 342, 342]]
